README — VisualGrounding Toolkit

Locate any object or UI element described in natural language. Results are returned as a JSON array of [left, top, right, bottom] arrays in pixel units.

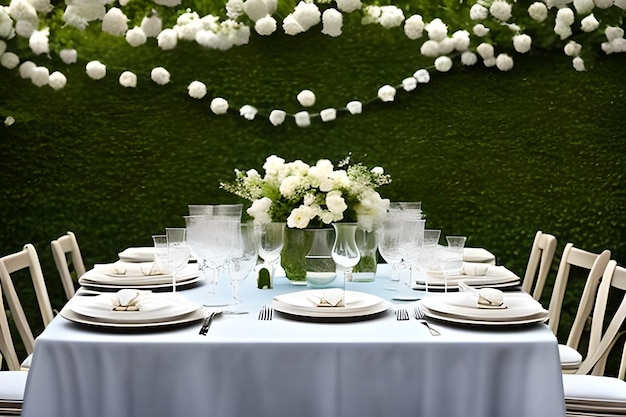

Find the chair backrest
[[51, 231, 85, 300], [576, 261, 626, 376], [521, 231, 557, 301], [547, 243, 611, 353], [0, 243, 53, 356], [0, 283, 21, 371]]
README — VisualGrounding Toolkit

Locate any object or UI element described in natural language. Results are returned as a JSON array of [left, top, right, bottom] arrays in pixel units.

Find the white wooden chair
[[0, 244, 54, 370], [521, 231, 557, 301], [51, 231, 86, 300], [547, 243, 611, 371], [562, 260, 626, 416], [0, 283, 28, 415]]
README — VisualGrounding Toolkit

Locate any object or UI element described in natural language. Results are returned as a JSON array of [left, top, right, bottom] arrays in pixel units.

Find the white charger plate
[[272, 290, 391, 318], [61, 307, 204, 328], [79, 264, 199, 287], [68, 293, 202, 324], [421, 292, 548, 322], [412, 279, 520, 292], [421, 307, 549, 326]]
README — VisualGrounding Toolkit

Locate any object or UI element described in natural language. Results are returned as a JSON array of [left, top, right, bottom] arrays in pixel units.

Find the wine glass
[[439, 235, 467, 293], [414, 229, 441, 293], [152, 234, 168, 273], [228, 222, 259, 303], [257, 222, 285, 282], [398, 218, 425, 289], [377, 217, 405, 286], [331, 223, 360, 306], [165, 228, 191, 292]]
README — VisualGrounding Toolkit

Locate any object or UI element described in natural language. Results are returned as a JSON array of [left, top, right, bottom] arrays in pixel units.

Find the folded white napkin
[[111, 289, 151, 311], [460, 263, 490, 276], [94, 261, 167, 277], [307, 289, 344, 307], [458, 281, 506, 309]]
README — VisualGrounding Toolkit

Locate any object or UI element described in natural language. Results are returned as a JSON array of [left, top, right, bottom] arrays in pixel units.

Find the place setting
[[60, 288, 205, 329], [413, 262, 521, 292]]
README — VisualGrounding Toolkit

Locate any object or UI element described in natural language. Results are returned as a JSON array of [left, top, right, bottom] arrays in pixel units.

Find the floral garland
[[1, 0, 625, 127]]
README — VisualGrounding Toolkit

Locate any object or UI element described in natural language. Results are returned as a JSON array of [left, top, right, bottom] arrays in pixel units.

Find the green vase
[[280, 228, 313, 284], [352, 226, 378, 282]]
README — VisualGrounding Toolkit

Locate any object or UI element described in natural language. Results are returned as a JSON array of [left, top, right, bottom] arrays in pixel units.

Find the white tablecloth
[[22, 265, 565, 417]]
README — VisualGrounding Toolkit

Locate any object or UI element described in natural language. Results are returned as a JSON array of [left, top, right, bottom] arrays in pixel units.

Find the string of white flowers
[[1, 0, 626, 127]]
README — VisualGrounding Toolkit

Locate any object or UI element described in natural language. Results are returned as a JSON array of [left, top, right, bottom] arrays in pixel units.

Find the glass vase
[[352, 226, 378, 282], [305, 228, 337, 288], [280, 227, 312, 285]]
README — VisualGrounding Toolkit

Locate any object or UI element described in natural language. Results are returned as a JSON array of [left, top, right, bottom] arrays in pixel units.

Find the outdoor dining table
[[21, 264, 566, 417]]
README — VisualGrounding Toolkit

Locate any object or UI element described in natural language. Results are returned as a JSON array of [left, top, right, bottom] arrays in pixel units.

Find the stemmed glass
[[377, 217, 405, 286], [439, 235, 467, 293], [228, 222, 259, 303], [165, 228, 191, 292], [398, 218, 425, 289], [331, 223, 360, 306], [413, 229, 441, 293], [257, 222, 285, 281], [152, 234, 168, 273]]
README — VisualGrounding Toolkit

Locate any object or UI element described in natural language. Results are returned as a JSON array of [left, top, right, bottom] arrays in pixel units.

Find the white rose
[[572, 56, 586, 71], [425, 18, 447, 41], [496, 54, 514, 71], [19, 61, 36, 78], [402, 77, 417, 91], [141, 15, 162, 38], [287, 205, 316, 229], [29, 28, 49, 55], [564, 41, 582, 56], [247, 197, 273, 224], [473, 24, 490, 37], [326, 190, 348, 214], [1, 52, 19, 69], [470, 4, 489, 20], [335, 0, 361, 13]]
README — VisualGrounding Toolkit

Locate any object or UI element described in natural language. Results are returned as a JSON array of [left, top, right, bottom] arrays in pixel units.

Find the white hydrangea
[[470, 4, 489, 20], [141, 15, 162, 38], [2, 54, 19, 71], [404, 14, 424, 40], [187, 80, 207, 99], [473, 24, 490, 37], [573, 0, 595, 13], [346, 101, 362, 114], [402, 77, 417, 91], [283, 1, 320, 35], [119, 71, 137, 88], [461, 51, 478, 65], [420, 39, 440, 57], [377, 85, 396, 102], [425, 18, 447, 41], [48, 71, 67, 90], [226, 0, 244, 19], [297, 89, 316, 107], [580, 14, 599, 32], [321, 8, 342, 37], [573, 56, 586, 71], [490, 0, 512, 21], [102, 7, 128, 36], [413, 69, 430, 83], [240, 104, 258, 120], [496, 53, 514, 71], [157, 28, 178, 50], [378, 5, 404, 28], [60, 49, 77, 64], [564, 41, 582, 56], [174, 12, 204, 41], [86, 60, 106, 80], [30, 66, 49, 87], [335, 0, 362, 13], [255, 14, 277, 35], [210, 97, 229, 115], [269, 110, 286, 126], [513, 34, 532, 53], [287, 205, 318, 228], [294, 111, 310, 127], [452, 30, 471, 51], [247, 197, 273, 224], [126, 27, 147, 47], [19, 60, 35, 78], [243, 0, 277, 22], [434, 56, 453, 72], [150, 67, 170, 85], [320, 108, 337, 122], [28, 27, 48, 55], [528, 2, 548, 22], [8, 0, 38, 28], [62, 3, 105, 29]]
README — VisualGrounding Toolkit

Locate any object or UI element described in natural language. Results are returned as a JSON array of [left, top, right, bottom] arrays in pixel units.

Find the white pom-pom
[[150, 67, 170, 85], [86, 60, 106, 80], [294, 111, 311, 127], [48, 71, 67, 90], [346, 101, 362, 114], [119, 71, 137, 88], [377, 85, 396, 102], [187, 81, 207, 99], [269, 110, 286, 126], [297, 89, 316, 107], [210, 97, 229, 115], [320, 108, 336, 122]]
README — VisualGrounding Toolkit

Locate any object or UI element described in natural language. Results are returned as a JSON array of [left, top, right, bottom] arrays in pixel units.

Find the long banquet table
[[21, 264, 566, 417]]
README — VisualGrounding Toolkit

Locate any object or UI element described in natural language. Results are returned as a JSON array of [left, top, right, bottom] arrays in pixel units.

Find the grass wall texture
[[1, 14, 626, 362]]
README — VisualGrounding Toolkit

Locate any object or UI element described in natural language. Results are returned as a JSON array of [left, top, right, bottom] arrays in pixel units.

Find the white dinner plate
[[412, 279, 520, 292], [60, 307, 204, 328], [79, 264, 200, 287], [421, 307, 549, 326], [272, 290, 391, 318], [463, 247, 496, 263], [68, 293, 202, 324], [421, 292, 548, 322]]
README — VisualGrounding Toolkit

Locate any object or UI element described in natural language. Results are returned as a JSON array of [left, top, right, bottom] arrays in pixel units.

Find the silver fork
[[258, 305, 273, 321], [199, 310, 248, 336], [413, 305, 441, 336], [395, 307, 410, 321]]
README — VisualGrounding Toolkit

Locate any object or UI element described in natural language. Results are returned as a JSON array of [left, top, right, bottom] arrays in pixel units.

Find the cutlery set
[[199, 310, 248, 335], [395, 306, 441, 336]]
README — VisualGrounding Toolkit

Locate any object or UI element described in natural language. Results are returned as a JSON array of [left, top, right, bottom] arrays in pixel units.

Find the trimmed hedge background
[[1, 14, 626, 364]]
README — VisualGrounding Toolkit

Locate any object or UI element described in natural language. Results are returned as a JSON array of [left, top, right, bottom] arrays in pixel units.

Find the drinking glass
[[188, 204, 243, 218], [331, 223, 360, 306], [398, 218, 425, 288], [258, 222, 285, 282], [165, 228, 191, 292], [228, 223, 259, 303], [440, 235, 467, 293], [152, 234, 168, 273], [414, 229, 441, 292]]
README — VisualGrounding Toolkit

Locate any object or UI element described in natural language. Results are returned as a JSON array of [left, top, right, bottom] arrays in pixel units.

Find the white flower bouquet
[[221, 155, 392, 231]]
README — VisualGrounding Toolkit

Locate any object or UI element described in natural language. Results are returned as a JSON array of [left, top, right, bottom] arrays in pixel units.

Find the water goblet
[[258, 222, 285, 283], [440, 235, 467, 293], [228, 223, 259, 303], [377, 217, 405, 286], [331, 223, 360, 306], [165, 228, 191, 292], [415, 229, 441, 293], [152, 234, 168, 273]]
